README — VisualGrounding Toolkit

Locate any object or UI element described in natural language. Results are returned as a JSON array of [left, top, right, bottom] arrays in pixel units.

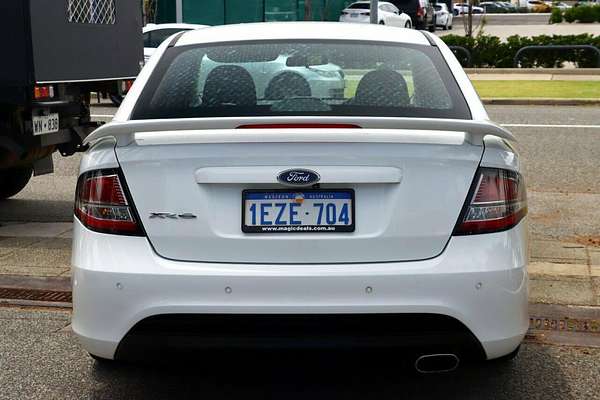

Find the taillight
[[453, 168, 527, 235], [34, 85, 54, 100], [121, 79, 134, 93], [75, 169, 143, 235]]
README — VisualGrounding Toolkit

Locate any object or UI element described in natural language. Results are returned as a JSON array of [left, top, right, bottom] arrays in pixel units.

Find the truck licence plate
[[242, 189, 355, 233], [32, 113, 59, 135]]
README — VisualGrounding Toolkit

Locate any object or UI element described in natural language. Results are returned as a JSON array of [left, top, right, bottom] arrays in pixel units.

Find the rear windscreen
[[348, 3, 371, 9], [132, 40, 471, 120]]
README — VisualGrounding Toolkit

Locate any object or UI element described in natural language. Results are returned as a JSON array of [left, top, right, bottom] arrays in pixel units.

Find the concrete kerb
[[482, 98, 600, 106], [465, 68, 600, 76]]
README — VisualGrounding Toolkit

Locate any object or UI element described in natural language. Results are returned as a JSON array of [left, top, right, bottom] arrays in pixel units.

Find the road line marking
[[501, 124, 600, 129]]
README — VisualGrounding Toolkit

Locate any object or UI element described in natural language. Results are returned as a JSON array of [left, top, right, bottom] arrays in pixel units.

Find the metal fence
[[67, 0, 116, 24]]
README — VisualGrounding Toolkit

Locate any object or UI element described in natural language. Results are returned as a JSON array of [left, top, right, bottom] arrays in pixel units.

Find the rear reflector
[[453, 168, 527, 235], [75, 169, 143, 235]]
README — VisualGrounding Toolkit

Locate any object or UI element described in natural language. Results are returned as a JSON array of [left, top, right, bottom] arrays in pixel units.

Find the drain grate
[[529, 315, 600, 334], [0, 287, 72, 303]]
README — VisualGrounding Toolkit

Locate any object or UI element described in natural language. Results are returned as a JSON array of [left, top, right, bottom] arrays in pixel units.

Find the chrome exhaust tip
[[414, 353, 460, 374]]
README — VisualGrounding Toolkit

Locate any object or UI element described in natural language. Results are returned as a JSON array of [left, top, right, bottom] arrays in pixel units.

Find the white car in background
[[196, 53, 346, 100], [551, 1, 571, 9], [434, 3, 453, 30], [72, 22, 528, 371], [453, 3, 484, 14], [143, 23, 208, 62], [340, 1, 413, 28]]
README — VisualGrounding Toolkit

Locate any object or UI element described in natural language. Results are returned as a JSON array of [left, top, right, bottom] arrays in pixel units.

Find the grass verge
[[473, 80, 600, 99]]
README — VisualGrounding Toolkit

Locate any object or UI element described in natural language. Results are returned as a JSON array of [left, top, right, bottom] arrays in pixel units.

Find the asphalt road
[[1, 104, 598, 241], [0, 307, 599, 400]]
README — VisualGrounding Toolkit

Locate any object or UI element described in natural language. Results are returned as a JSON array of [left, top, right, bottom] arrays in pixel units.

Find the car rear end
[[339, 3, 372, 23], [71, 23, 528, 364]]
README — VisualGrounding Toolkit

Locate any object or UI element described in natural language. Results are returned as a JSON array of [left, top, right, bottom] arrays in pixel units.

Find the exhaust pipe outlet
[[414, 353, 460, 374]]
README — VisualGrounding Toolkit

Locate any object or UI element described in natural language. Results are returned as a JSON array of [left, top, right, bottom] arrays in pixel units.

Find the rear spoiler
[[85, 117, 515, 147]]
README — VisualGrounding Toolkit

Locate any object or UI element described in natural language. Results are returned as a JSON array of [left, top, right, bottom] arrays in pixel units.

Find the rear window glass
[[132, 40, 470, 120], [348, 3, 371, 9], [146, 28, 191, 48]]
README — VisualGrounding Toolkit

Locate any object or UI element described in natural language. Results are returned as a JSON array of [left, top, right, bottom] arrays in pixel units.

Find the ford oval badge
[[277, 169, 320, 187]]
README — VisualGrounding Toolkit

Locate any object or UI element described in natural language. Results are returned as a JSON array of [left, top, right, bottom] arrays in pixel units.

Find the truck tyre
[[428, 19, 436, 32], [0, 166, 33, 200]]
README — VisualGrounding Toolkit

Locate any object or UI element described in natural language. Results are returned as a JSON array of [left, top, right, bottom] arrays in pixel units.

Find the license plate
[[32, 113, 59, 135], [242, 190, 355, 233], [351, 13, 359, 17]]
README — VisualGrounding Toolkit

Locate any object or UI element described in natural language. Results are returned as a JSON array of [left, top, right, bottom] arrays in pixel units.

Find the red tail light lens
[[453, 168, 527, 235], [75, 169, 143, 235], [34, 85, 54, 100], [417, 5, 425, 17], [121, 79, 134, 93]]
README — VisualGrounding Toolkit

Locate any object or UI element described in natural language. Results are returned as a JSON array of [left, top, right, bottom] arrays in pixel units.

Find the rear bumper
[[71, 218, 529, 361]]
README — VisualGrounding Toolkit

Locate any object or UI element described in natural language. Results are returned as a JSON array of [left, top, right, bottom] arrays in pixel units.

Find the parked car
[[196, 53, 346, 100], [552, 1, 572, 9], [527, 0, 552, 11], [434, 3, 454, 29], [389, 0, 436, 31], [143, 23, 208, 62], [340, 1, 412, 27], [498, 1, 519, 12], [453, 3, 485, 14], [73, 22, 528, 369], [479, 1, 509, 12]]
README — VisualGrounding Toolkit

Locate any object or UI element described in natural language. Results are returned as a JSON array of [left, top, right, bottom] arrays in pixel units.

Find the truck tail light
[[121, 79, 134, 93], [34, 85, 54, 100], [453, 168, 527, 235], [75, 169, 143, 236]]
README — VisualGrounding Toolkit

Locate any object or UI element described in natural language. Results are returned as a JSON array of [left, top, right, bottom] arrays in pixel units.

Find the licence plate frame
[[242, 189, 355, 234], [32, 113, 59, 136]]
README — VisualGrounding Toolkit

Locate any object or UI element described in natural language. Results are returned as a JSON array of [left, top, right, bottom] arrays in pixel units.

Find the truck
[[0, 0, 142, 199]]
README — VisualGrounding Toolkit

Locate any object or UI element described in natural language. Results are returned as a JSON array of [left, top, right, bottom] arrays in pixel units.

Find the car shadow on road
[[86, 345, 574, 400], [0, 199, 74, 223]]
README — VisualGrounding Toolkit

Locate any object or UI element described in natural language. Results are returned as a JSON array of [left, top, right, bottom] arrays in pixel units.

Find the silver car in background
[[196, 53, 346, 101]]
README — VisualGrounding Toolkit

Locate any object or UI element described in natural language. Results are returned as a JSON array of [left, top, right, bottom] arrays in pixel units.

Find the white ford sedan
[[340, 1, 412, 28], [72, 22, 528, 371]]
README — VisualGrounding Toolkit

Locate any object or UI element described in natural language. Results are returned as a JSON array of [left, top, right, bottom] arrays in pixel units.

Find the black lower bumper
[[115, 314, 486, 361]]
